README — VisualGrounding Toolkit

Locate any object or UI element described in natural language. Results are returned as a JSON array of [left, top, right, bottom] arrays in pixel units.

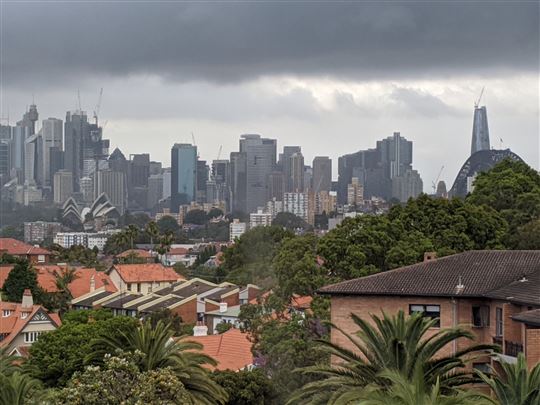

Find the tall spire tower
[[471, 89, 490, 155]]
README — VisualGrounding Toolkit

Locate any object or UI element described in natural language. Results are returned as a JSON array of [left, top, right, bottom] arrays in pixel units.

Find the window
[[496, 307, 503, 336], [21, 312, 29, 319], [472, 305, 490, 327], [409, 304, 440, 327], [473, 363, 491, 374], [37, 255, 45, 263], [24, 331, 42, 343], [127, 283, 132, 291], [137, 283, 141, 293], [2, 310, 12, 317]]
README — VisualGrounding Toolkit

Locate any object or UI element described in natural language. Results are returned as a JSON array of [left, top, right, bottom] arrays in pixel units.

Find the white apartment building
[[53, 232, 88, 248], [249, 209, 272, 228], [229, 219, 247, 242], [266, 198, 283, 219], [283, 192, 308, 222]]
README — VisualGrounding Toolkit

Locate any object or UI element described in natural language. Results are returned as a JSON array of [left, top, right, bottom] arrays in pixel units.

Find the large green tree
[[288, 311, 498, 404], [2, 260, 42, 303], [26, 312, 138, 387], [211, 369, 276, 405]]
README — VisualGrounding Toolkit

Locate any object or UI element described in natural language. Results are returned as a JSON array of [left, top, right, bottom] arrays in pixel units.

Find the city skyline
[[1, 2, 538, 191]]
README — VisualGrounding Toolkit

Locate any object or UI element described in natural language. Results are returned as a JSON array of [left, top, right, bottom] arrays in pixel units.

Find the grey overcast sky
[[1, 1, 539, 190]]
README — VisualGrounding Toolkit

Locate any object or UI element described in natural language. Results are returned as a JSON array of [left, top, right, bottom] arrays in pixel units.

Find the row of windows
[[24, 331, 42, 343], [409, 304, 505, 331]]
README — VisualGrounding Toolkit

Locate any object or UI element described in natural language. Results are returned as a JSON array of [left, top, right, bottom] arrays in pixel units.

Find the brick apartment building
[[0, 238, 51, 264], [319, 250, 540, 370]]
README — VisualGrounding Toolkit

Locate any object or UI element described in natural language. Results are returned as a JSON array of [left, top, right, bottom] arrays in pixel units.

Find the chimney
[[21, 289, 34, 309], [90, 275, 96, 292], [219, 302, 228, 313], [193, 321, 208, 336], [424, 252, 437, 262]]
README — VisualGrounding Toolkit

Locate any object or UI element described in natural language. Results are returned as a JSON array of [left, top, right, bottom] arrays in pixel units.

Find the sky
[[1, 1, 539, 191]]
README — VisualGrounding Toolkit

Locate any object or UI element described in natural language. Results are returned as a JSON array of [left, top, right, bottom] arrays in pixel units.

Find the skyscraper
[[97, 169, 126, 214], [53, 170, 73, 204], [24, 134, 40, 185], [378, 132, 413, 180], [290, 152, 304, 192], [279, 146, 301, 192], [312, 156, 332, 193], [230, 152, 247, 213], [41, 118, 63, 186], [171, 143, 197, 212], [471, 106, 490, 155], [239, 134, 276, 213]]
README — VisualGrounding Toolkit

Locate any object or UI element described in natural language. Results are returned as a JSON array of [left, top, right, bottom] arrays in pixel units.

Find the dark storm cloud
[[3, 1, 538, 86]]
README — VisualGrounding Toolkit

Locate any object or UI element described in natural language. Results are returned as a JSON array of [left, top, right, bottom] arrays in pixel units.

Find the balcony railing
[[504, 340, 523, 357]]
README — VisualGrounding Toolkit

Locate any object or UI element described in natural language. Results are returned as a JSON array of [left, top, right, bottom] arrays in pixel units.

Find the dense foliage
[[211, 369, 276, 405], [2, 260, 44, 303]]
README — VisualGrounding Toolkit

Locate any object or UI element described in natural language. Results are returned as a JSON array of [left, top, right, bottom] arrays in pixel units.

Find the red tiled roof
[[112, 263, 183, 283], [0, 265, 117, 299], [291, 295, 313, 310], [185, 328, 253, 371], [0, 238, 51, 256], [0, 301, 61, 348], [166, 247, 189, 256], [116, 249, 154, 259]]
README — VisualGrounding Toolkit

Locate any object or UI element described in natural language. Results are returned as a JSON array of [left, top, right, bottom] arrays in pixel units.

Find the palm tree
[[288, 311, 498, 404], [476, 353, 540, 405], [87, 320, 228, 404], [145, 220, 160, 254], [125, 224, 139, 250], [0, 372, 42, 405], [0, 346, 20, 376], [156, 231, 174, 257], [52, 266, 78, 315], [342, 368, 489, 405]]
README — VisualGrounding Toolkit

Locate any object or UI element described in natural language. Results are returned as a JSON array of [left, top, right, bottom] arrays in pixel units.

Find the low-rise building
[[0, 238, 51, 264], [107, 263, 183, 294], [249, 209, 272, 228], [319, 250, 540, 370], [0, 290, 61, 356], [229, 219, 246, 242]]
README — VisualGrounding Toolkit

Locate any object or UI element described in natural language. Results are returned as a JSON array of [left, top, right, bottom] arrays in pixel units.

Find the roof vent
[[519, 276, 528, 282], [455, 276, 465, 294], [424, 252, 437, 262]]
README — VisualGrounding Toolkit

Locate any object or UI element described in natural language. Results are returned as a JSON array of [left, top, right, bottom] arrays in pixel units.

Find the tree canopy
[[2, 260, 43, 303]]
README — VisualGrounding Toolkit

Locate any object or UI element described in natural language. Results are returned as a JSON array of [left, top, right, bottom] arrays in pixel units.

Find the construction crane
[[474, 87, 485, 108], [216, 145, 222, 161], [93, 88, 103, 125], [431, 165, 444, 194]]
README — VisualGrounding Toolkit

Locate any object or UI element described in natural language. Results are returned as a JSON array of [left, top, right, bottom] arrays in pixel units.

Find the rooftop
[[116, 249, 154, 259], [512, 309, 540, 327], [318, 250, 540, 306], [184, 328, 253, 371], [111, 263, 183, 283], [0, 238, 51, 256], [206, 305, 241, 317]]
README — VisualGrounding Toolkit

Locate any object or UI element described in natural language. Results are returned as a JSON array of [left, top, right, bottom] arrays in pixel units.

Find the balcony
[[504, 340, 523, 357]]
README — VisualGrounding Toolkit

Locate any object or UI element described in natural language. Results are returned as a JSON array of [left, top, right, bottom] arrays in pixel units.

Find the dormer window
[[2, 310, 12, 317], [21, 312, 29, 319]]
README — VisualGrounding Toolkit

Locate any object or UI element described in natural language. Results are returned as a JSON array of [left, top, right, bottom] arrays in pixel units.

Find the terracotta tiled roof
[[116, 249, 154, 258], [0, 265, 117, 299], [112, 263, 183, 283], [0, 300, 61, 348], [0, 238, 51, 256], [185, 328, 253, 371], [319, 250, 540, 306], [166, 247, 189, 256], [291, 295, 312, 310]]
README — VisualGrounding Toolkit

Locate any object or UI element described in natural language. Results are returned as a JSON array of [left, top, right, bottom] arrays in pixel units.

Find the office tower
[[347, 177, 364, 206], [129, 153, 150, 188], [290, 152, 304, 192], [312, 156, 332, 193], [283, 192, 309, 222], [171, 144, 197, 212], [49, 147, 64, 180], [391, 169, 423, 202], [18, 104, 38, 136], [97, 169, 126, 214], [196, 160, 208, 203], [267, 171, 284, 201], [0, 125, 12, 141], [80, 176, 94, 203], [304, 165, 312, 193], [53, 170, 73, 204], [148, 173, 164, 209], [212, 159, 230, 208], [279, 146, 301, 192], [378, 132, 413, 180], [471, 106, 490, 155], [41, 118, 63, 186], [64, 110, 108, 191], [229, 152, 247, 213], [162, 168, 171, 199], [0, 141, 9, 179], [24, 134, 41, 185], [239, 134, 277, 213], [10, 126, 27, 176]]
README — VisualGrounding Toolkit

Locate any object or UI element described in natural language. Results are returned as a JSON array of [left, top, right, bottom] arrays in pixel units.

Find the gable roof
[[111, 263, 182, 283], [184, 328, 253, 371], [0, 238, 50, 256], [512, 309, 540, 327], [116, 249, 154, 259], [0, 265, 117, 299], [318, 250, 540, 306]]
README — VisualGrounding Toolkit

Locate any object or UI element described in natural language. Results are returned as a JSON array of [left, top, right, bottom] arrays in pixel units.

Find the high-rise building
[[290, 152, 304, 192], [49, 147, 64, 181], [378, 132, 413, 180], [171, 144, 197, 212], [211, 159, 230, 208], [53, 170, 73, 204], [41, 118, 63, 186], [391, 169, 423, 202], [266, 198, 284, 219], [24, 221, 61, 243], [239, 134, 276, 213], [250, 209, 272, 228], [283, 192, 308, 222], [129, 153, 150, 188], [18, 104, 38, 136], [24, 134, 41, 185], [279, 146, 301, 192], [80, 176, 94, 203], [10, 125, 28, 177], [196, 160, 208, 203], [471, 106, 490, 155], [229, 219, 247, 241], [312, 156, 332, 193], [97, 169, 126, 214], [162, 168, 171, 200], [347, 177, 364, 206], [148, 173, 164, 209], [229, 152, 247, 213], [0, 141, 10, 179], [267, 171, 284, 201]]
